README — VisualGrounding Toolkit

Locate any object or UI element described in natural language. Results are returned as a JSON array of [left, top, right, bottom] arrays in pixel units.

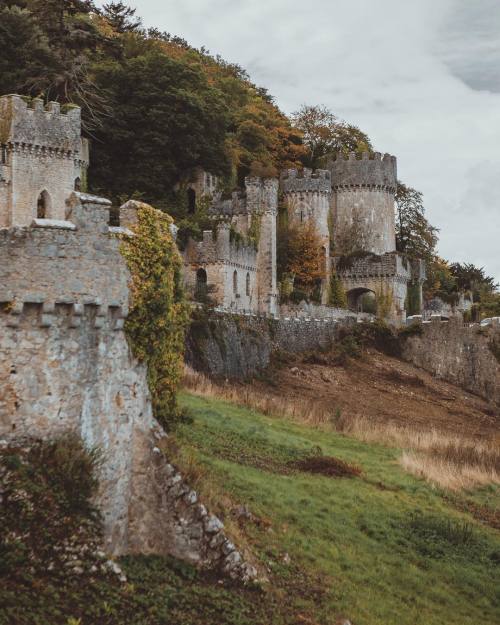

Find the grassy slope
[[176, 392, 500, 625]]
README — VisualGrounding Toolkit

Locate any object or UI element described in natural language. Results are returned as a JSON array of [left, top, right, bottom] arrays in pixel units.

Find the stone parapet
[[0, 95, 82, 154], [280, 168, 332, 194], [328, 151, 397, 191]]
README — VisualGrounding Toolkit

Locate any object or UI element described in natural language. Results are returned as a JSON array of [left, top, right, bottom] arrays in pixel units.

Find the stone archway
[[346, 287, 377, 314]]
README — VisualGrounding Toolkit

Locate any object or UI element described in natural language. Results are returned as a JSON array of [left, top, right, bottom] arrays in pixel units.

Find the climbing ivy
[[120, 204, 190, 430]]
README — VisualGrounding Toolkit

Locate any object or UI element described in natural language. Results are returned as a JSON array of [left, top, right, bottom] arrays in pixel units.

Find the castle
[[0, 94, 256, 580], [182, 155, 425, 323]]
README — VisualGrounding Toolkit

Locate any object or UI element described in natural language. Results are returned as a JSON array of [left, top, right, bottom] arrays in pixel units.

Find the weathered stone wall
[[183, 224, 259, 313], [0, 195, 255, 579], [186, 312, 350, 378], [336, 252, 410, 323], [401, 321, 500, 406], [328, 151, 397, 256]]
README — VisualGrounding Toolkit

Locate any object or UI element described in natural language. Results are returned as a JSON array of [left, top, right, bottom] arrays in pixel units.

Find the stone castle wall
[[401, 321, 500, 406], [0, 96, 86, 226], [328, 152, 397, 256], [0, 195, 255, 579]]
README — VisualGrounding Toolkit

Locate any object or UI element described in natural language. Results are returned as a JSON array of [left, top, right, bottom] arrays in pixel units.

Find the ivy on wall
[[120, 204, 190, 430]]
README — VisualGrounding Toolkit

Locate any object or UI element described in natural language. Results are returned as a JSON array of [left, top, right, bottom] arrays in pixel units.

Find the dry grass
[[183, 366, 500, 490]]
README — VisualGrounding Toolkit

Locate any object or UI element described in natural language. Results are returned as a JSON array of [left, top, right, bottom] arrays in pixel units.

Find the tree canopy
[[291, 104, 372, 169]]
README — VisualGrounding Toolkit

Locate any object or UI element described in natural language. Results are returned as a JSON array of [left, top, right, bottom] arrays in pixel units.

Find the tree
[[0, 6, 56, 96], [291, 104, 372, 169], [89, 50, 231, 203], [102, 2, 141, 33], [285, 222, 327, 295], [328, 272, 347, 308], [395, 182, 438, 262], [449, 262, 498, 302]]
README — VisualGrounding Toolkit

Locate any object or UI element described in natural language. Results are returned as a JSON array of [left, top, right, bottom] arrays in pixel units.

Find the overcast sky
[[99, 0, 500, 281]]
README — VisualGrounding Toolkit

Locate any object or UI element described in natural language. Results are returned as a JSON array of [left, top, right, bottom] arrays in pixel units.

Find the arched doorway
[[74, 177, 81, 192], [195, 267, 207, 301], [346, 287, 377, 314], [37, 190, 51, 219]]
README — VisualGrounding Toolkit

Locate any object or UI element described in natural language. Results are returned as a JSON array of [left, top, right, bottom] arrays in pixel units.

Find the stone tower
[[245, 177, 279, 316], [280, 168, 332, 302], [0, 94, 88, 228], [328, 151, 397, 255]]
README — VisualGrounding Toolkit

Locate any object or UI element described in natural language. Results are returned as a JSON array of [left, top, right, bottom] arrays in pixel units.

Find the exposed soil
[[292, 455, 362, 478], [251, 349, 500, 440]]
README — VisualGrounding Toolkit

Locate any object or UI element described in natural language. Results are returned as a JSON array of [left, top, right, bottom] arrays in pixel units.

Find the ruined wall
[[401, 321, 500, 406], [186, 312, 349, 378]]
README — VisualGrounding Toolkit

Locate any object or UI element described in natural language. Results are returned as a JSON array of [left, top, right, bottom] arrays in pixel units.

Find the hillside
[[2, 394, 498, 625]]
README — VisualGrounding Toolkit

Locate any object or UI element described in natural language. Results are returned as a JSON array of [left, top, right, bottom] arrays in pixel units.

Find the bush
[[28, 435, 100, 514]]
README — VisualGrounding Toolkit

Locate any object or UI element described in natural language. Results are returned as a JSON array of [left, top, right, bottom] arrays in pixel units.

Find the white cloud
[[97, 0, 500, 280]]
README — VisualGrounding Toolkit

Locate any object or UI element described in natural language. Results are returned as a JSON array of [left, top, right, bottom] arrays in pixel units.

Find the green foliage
[[327, 272, 347, 308], [405, 281, 422, 316], [120, 204, 190, 430], [89, 50, 231, 203], [395, 181, 438, 262]]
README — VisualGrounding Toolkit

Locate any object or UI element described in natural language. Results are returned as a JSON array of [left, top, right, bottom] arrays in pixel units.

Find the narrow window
[[74, 177, 81, 191], [195, 268, 208, 301], [233, 270, 238, 294], [187, 188, 196, 214], [1, 145, 7, 165], [37, 190, 51, 219], [246, 272, 250, 296]]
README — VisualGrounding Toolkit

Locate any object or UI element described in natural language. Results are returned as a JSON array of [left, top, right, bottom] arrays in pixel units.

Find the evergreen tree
[[102, 2, 141, 33]]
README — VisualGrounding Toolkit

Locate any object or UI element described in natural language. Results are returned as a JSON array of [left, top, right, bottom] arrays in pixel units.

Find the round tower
[[280, 168, 332, 302], [328, 152, 397, 255]]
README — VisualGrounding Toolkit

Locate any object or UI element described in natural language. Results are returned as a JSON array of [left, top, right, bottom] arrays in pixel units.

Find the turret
[[245, 177, 278, 316], [0, 94, 85, 227], [328, 151, 397, 255]]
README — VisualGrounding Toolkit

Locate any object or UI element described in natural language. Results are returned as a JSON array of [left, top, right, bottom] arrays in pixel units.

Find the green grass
[[176, 392, 500, 625]]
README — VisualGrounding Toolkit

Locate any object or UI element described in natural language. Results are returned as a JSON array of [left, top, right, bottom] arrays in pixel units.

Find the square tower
[[0, 95, 87, 227]]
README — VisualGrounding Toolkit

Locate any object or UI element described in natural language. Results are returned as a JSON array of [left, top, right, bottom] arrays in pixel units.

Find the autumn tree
[[285, 222, 327, 296], [291, 104, 372, 169]]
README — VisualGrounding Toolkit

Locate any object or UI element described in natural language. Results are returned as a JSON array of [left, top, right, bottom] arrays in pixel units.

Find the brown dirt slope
[[252, 349, 499, 440]]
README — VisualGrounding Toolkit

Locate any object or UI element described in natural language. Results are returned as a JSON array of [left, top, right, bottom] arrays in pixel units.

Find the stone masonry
[[0, 95, 255, 581], [0, 95, 88, 227]]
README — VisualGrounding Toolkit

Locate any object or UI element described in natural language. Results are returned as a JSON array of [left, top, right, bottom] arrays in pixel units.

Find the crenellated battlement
[[280, 168, 331, 194], [328, 151, 397, 191], [0, 300, 125, 330], [0, 95, 82, 154]]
